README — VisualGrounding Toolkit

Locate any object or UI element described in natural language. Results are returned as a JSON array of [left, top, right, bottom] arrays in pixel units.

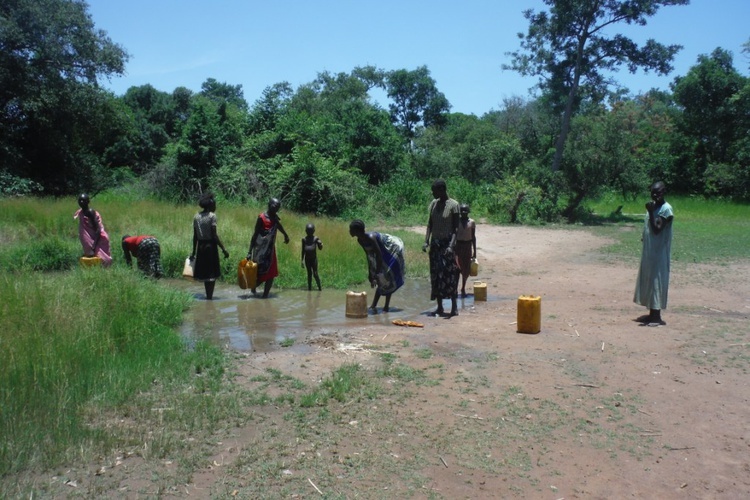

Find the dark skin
[[190, 200, 229, 300], [350, 224, 391, 313], [247, 199, 290, 298], [458, 207, 477, 298], [423, 184, 459, 317], [77, 194, 101, 256], [301, 225, 323, 291], [643, 181, 673, 323]]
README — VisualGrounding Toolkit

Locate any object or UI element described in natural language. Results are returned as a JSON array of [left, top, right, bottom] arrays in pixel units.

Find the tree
[[0, 0, 128, 193], [386, 66, 451, 142], [671, 48, 750, 196], [504, 0, 687, 173], [200, 78, 248, 111]]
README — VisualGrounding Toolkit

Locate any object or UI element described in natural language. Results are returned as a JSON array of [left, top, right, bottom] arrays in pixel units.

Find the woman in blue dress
[[349, 220, 405, 313]]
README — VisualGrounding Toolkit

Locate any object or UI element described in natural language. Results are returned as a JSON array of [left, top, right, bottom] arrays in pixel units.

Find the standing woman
[[422, 179, 460, 317], [191, 193, 229, 300], [247, 197, 290, 298], [455, 204, 477, 298], [74, 193, 112, 267]]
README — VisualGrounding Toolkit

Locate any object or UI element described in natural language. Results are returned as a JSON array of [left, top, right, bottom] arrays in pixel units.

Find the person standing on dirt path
[[301, 223, 323, 291], [423, 179, 460, 317], [456, 203, 477, 298], [634, 181, 674, 326]]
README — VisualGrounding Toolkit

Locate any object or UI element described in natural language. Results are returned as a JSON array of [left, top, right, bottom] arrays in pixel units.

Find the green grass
[[0, 267, 232, 476], [586, 193, 750, 264], [0, 195, 429, 287]]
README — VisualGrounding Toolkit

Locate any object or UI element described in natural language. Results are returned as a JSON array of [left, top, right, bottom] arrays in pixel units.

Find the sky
[[86, 0, 750, 116]]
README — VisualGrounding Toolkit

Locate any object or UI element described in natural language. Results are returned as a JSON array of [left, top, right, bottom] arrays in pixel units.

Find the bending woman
[[349, 219, 405, 313]]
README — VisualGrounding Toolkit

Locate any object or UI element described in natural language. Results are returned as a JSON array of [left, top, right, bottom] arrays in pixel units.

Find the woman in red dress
[[247, 198, 290, 298]]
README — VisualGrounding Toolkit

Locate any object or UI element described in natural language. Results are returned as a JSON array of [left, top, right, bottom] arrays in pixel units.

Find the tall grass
[[0, 267, 212, 475], [0, 196, 430, 285], [587, 193, 750, 263]]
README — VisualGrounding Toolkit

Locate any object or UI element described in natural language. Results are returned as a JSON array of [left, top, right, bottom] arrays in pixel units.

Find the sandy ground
[[256, 224, 749, 499], [34, 224, 750, 499]]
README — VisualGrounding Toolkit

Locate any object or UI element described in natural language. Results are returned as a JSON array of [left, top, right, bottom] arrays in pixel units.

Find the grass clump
[[0, 267, 226, 476]]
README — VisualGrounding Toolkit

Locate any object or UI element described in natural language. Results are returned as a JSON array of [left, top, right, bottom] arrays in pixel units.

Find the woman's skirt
[[194, 239, 221, 281]]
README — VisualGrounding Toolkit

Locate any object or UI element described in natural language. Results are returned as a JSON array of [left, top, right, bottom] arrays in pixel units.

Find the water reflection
[[174, 278, 491, 352]]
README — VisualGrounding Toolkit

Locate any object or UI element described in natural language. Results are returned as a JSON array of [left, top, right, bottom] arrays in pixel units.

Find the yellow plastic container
[[346, 291, 368, 318], [469, 258, 479, 277], [473, 281, 487, 301], [517, 295, 541, 334], [237, 259, 258, 290], [79, 256, 102, 267]]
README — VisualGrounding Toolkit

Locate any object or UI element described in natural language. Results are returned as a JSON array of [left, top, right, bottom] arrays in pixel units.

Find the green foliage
[[0, 267, 199, 474], [0, 0, 128, 193], [386, 65, 451, 140]]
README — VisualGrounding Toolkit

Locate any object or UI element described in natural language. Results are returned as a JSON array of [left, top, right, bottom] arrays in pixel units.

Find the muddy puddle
[[171, 279, 498, 353]]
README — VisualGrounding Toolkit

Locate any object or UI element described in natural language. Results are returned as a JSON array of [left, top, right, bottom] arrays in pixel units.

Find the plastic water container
[[238, 259, 258, 290], [470, 258, 479, 277], [79, 256, 102, 267], [473, 281, 487, 301], [182, 257, 194, 279], [346, 291, 368, 318], [517, 295, 541, 334]]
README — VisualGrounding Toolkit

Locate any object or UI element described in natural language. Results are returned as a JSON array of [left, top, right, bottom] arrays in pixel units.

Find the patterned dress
[[427, 197, 460, 300], [368, 233, 406, 295], [252, 212, 280, 284], [74, 208, 112, 267]]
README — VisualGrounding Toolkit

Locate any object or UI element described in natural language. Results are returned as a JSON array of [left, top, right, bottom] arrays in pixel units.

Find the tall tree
[[504, 0, 687, 173], [0, 0, 128, 192], [386, 66, 451, 142]]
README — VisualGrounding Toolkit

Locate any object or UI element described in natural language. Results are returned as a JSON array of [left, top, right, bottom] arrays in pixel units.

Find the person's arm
[[301, 238, 305, 267], [122, 239, 133, 267], [277, 221, 290, 244], [89, 210, 102, 254], [212, 224, 229, 259], [316, 237, 323, 250], [191, 226, 197, 260], [647, 203, 671, 235], [423, 208, 433, 252], [471, 222, 477, 259], [446, 210, 459, 256]]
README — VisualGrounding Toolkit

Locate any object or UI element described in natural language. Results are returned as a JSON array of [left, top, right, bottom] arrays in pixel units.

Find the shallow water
[[173, 278, 490, 352]]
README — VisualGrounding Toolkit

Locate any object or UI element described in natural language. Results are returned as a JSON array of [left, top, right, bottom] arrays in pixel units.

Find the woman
[[455, 204, 477, 298], [73, 193, 112, 267], [122, 234, 164, 278], [191, 193, 229, 300], [422, 179, 460, 316], [349, 219, 406, 313], [247, 197, 290, 298]]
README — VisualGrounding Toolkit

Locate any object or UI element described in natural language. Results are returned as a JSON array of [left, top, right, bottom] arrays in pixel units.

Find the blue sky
[[87, 0, 749, 116]]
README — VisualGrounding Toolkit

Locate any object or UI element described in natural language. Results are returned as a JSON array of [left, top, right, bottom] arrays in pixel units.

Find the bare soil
[[40, 225, 750, 498]]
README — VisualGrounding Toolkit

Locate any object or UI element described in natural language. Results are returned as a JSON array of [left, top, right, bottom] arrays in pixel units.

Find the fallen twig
[[601, 342, 605, 352], [454, 413, 484, 420], [440, 456, 448, 468], [308, 478, 323, 495], [637, 408, 652, 416], [573, 383, 599, 388], [666, 446, 695, 451], [728, 343, 749, 347], [575, 329, 580, 337]]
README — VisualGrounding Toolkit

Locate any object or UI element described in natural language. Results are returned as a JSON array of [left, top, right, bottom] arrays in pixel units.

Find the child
[[301, 223, 323, 291], [456, 204, 477, 298]]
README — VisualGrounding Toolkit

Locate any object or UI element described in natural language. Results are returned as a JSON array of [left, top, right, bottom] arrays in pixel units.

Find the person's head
[[268, 197, 281, 214], [459, 204, 470, 217], [349, 219, 365, 237], [306, 223, 315, 235], [77, 193, 90, 209], [650, 181, 666, 203], [198, 192, 216, 211], [432, 179, 447, 199]]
